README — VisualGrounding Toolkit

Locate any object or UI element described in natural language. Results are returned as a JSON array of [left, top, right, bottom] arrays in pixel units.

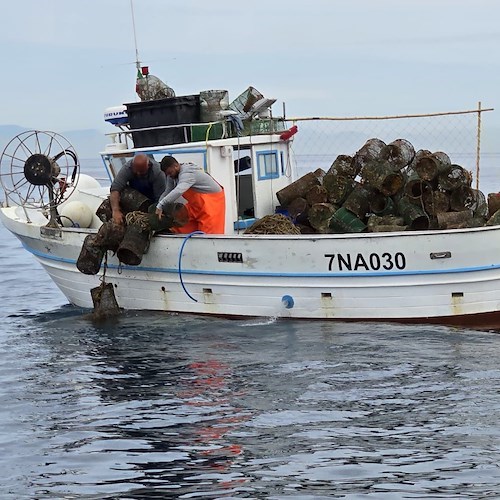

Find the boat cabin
[[102, 88, 297, 235]]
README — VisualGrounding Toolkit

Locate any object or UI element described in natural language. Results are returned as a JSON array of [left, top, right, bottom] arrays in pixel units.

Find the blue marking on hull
[[22, 241, 500, 279]]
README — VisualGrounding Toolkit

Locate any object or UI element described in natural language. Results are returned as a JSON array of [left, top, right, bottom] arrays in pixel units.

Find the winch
[[0, 131, 80, 227]]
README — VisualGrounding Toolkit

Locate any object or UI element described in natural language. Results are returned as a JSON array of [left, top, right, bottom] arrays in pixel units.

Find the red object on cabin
[[280, 125, 298, 141]]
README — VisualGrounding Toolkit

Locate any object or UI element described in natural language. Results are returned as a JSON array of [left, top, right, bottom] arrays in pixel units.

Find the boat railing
[[105, 117, 288, 150]]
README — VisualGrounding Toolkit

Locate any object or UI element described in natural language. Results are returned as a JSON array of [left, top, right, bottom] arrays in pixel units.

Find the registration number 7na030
[[325, 252, 407, 272]]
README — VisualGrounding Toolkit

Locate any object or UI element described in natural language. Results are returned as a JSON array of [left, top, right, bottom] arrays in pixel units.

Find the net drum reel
[[0, 131, 80, 226]]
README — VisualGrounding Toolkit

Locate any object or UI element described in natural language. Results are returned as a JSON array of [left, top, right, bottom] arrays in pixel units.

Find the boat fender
[[76, 173, 101, 190], [282, 295, 295, 309], [59, 200, 93, 228], [280, 125, 298, 141]]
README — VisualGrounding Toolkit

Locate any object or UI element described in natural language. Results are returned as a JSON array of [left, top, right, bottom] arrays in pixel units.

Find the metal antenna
[[130, 0, 140, 71]]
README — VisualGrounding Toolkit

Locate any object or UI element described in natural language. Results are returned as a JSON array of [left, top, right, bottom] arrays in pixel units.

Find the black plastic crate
[[126, 95, 201, 128], [130, 127, 188, 148], [126, 94, 201, 147]]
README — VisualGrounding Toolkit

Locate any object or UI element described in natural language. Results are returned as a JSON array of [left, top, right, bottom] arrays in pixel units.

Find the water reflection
[[1, 310, 500, 498], [10, 311, 254, 497]]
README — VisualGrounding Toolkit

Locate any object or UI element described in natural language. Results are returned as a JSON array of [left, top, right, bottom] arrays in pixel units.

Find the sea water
[[0, 159, 500, 498]]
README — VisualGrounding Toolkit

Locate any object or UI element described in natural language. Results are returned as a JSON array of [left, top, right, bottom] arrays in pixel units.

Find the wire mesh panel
[[288, 109, 489, 182]]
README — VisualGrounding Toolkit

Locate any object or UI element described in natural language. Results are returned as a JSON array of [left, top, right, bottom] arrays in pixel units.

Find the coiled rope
[[125, 211, 151, 231], [244, 214, 300, 235]]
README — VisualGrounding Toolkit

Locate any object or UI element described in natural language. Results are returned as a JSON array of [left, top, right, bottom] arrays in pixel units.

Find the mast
[[130, 0, 141, 72]]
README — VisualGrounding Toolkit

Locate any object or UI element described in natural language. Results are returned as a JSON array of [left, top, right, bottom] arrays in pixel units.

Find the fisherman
[[110, 153, 166, 225], [156, 156, 225, 234]]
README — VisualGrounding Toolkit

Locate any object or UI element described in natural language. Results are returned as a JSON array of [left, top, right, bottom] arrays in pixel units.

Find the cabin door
[[234, 148, 254, 219]]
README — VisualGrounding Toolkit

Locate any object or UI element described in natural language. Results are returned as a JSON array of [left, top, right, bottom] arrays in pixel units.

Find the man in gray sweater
[[156, 156, 225, 234]]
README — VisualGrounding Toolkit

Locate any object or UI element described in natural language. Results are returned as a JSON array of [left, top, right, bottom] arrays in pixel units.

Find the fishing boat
[[0, 84, 499, 328]]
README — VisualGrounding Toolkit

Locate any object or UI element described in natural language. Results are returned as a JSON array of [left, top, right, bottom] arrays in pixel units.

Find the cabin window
[[104, 155, 130, 180], [257, 150, 280, 180], [151, 151, 207, 171]]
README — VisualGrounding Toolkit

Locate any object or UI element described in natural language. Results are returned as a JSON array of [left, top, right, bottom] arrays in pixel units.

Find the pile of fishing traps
[[250, 138, 500, 235]]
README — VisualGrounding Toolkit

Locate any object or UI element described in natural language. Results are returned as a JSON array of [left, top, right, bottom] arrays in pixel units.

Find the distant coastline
[[0, 125, 107, 159]]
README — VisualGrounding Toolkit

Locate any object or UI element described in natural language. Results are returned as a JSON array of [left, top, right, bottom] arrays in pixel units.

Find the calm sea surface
[[1, 159, 500, 498]]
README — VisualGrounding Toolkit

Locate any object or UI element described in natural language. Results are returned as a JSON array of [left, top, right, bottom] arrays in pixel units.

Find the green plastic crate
[[191, 123, 225, 142], [242, 119, 287, 136]]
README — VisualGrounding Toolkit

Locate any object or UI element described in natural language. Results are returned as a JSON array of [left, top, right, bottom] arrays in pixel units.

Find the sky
[[1, 0, 500, 148]]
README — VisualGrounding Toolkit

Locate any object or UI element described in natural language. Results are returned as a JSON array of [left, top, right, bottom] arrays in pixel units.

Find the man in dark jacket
[[110, 153, 166, 225]]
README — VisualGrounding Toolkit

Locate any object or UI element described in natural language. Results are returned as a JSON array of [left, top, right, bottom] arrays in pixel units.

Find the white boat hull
[[3, 206, 500, 328]]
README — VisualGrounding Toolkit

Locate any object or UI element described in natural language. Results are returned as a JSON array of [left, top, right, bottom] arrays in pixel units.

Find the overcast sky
[[1, 0, 499, 140]]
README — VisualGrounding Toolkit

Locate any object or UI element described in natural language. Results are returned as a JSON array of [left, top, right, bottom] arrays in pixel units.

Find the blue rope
[[227, 114, 244, 136], [178, 231, 205, 302]]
